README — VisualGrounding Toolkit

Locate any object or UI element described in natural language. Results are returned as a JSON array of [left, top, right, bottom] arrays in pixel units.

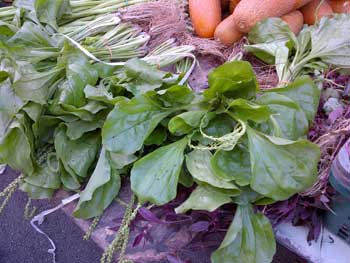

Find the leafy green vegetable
[[211, 144, 251, 186], [131, 137, 188, 205], [247, 127, 320, 200], [74, 149, 121, 219], [168, 110, 206, 135], [211, 204, 276, 263], [175, 185, 232, 213], [204, 61, 258, 100], [186, 149, 239, 192], [54, 126, 100, 180], [247, 15, 350, 82], [102, 95, 173, 155]]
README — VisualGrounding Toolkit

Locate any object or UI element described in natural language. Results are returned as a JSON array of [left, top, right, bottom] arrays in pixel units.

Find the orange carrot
[[281, 10, 304, 35], [229, 0, 241, 13], [233, 0, 312, 33], [189, 0, 222, 38], [300, 0, 333, 25], [330, 0, 350, 13], [214, 14, 244, 46]]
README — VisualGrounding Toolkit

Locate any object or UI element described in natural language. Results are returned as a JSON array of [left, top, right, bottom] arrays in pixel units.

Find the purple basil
[[190, 221, 210, 232], [138, 207, 164, 224]]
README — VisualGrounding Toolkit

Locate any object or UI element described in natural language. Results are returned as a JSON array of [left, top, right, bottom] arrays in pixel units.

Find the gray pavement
[[0, 169, 102, 263]]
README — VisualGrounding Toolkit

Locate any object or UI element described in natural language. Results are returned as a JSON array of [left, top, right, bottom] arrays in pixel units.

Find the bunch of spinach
[[246, 14, 350, 83], [100, 60, 320, 262], [0, 1, 322, 262]]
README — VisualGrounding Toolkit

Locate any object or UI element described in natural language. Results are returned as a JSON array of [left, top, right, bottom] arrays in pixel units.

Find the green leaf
[[107, 151, 137, 170], [168, 110, 206, 135], [14, 66, 64, 104], [54, 127, 100, 178], [309, 14, 350, 67], [144, 127, 167, 146], [256, 93, 309, 140], [24, 157, 61, 190], [266, 77, 320, 122], [19, 181, 54, 199], [228, 99, 271, 123], [123, 58, 169, 95], [22, 102, 43, 123], [65, 119, 104, 140], [131, 137, 188, 205], [34, 0, 71, 30], [186, 149, 239, 191], [175, 185, 232, 214], [102, 95, 173, 155], [248, 17, 294, 44], [74, 149, 121, 219], [211, 144, 251, 186], [245, 41, 290, 81], [157, 85, 194, 107], [0, 119, 34, 175], [84, 84, 119, 105], [211, 204, 276, 263], [178, 166, 193, 187], [204, 61, 259, 100], [247, 127, 320, 201], [10, 21, 62, 48]]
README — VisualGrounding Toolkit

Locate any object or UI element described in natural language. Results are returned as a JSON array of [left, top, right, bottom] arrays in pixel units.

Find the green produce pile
[[1, 1, 342, 263]]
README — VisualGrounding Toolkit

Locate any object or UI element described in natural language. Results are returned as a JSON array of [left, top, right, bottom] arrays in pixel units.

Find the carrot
[[214, 14, 244, 45], [233, 0, 313, 33], [300, 0, 333, 25], [189, 0, 222, 38], [229, 0, 241, 13], [281, 10, 304, 35], [330, 0, 350, 13]]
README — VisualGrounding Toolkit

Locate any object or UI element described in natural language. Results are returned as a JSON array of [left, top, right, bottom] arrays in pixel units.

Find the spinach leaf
[[265, 77, 320, 122], [175, 185, 233, 214], [0, 119, 34, 175], [256, 93, 309, 140], [204, 61, 258, 100], [228, 99, 271, 123], [309, 14, 350, 67], [13, 65, 64, 105], [211, 144, 251, 186], [122, 58, 170, 95], [131, 137, 188, 205], [211, 204, 276, 263], [102, 95, 173, 155], [168, 110, 206, 135], [54, 126, 100, 178], [34, 0, 71, 30], [186, 149, 239, 192], [20, 181, 55, 199], [74, 149, 121, 219], [247, 127, 320, 200]]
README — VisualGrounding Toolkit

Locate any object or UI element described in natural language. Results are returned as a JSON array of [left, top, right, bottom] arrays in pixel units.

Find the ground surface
[[0, 169, 303, 263]]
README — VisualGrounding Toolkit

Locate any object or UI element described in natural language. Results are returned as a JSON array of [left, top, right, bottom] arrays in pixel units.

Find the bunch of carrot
[[189, 0, 350, 46]]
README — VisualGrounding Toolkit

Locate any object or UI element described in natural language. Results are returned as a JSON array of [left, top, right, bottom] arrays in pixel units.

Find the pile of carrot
[[189, 0, 350, 46]]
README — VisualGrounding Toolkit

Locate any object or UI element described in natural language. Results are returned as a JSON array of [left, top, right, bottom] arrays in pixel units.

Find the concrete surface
[[0, 168, 102, 263]]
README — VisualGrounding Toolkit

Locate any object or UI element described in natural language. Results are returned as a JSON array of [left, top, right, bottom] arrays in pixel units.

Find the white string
[[30, 193, 80, 263]]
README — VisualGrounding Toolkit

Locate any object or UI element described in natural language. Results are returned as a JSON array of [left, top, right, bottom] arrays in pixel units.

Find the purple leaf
[[345, 140, 350, 156], [328, 107, 343, 124], [190, 221, 210, 232], [133, 232, 145, 247], [166, 254, 187, 263], [138, 207, 164, 224]]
